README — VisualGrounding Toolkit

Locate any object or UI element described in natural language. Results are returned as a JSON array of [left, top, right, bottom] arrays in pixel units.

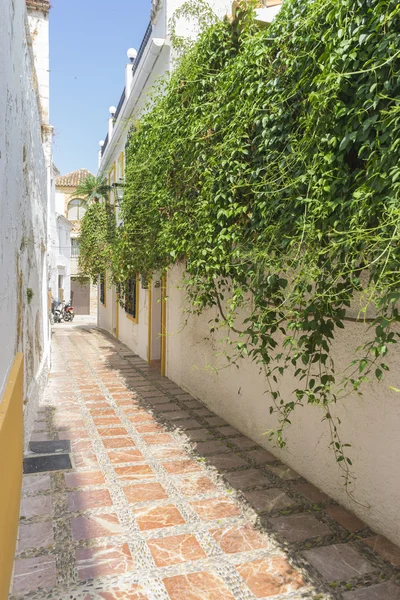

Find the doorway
[[71, 277, 90, 315], [148, 274, 166, 375]]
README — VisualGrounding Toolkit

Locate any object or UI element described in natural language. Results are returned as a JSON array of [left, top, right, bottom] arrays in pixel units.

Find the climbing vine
[[82, 0, 400, 485], [78, 202, 115, 283]]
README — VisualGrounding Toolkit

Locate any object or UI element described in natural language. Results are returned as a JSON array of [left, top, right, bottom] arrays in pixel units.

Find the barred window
[[100, 274, 106, 305], [125, 276, 138, 320]]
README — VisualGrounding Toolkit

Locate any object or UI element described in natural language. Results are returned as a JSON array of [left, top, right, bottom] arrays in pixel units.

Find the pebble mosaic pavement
[[11, 321, 400, 599]]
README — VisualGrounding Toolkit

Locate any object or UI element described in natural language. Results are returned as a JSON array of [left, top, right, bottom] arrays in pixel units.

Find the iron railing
[[114, 87, 126, 123], [132, 22, 152, 79], [100, 22, 152, 161], [101, 133, 109, 157]]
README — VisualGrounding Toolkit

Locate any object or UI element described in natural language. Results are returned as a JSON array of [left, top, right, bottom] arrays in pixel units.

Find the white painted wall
[[166, 262, 400, 545], [97, 0, 240, 361], [0, 0, 51, 444]]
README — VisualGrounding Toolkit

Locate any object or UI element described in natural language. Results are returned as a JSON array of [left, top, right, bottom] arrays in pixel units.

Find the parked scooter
[[63, 300, 75, 322], [51, 298, 63, 323]]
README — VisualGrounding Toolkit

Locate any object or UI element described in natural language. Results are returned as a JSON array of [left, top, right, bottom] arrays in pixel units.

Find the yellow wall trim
[[147, 279, 152, 364], [116, 291, 120, 340], [0, 353, 24, 599], [161, 274, 167, 377]]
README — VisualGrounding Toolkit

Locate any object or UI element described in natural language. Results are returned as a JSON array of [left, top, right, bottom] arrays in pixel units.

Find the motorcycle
[[51, 298, 63, 323], [63, 300, 75, 322]]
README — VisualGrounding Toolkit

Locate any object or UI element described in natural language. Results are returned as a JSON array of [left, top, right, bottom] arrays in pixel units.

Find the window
[[71, 238, 80, 257], [125, 276, 138, 322], [100, 274, 106, 306], [67, 198, 87, 221]]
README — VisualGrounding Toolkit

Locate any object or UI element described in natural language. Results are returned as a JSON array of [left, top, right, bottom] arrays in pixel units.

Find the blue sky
[[50, 0, 150, 176]]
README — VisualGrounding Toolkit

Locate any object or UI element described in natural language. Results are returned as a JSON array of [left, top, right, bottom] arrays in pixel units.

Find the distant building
[[55, 169, 98, 315]]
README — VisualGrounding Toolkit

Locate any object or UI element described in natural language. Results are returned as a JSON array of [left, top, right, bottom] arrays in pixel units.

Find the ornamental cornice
[[26, 0, 50, 13]]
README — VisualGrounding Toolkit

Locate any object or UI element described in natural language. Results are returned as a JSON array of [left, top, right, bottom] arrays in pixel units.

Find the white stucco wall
[[0, 0, 51, 444], [166, 263, 400, 545]]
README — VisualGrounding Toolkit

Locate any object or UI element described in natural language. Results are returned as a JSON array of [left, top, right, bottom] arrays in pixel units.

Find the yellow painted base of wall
[[0, 353, 24, 599]]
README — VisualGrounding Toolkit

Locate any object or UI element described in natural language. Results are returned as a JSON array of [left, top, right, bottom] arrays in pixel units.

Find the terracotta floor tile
[[71, 512, 122, 540], [364, 535, 400, 566], [134, 504, 185, 530], [163, 571, 235, 600], [30, 432, 51, 441], [68, 488, 113, 511], [162, 410, 191, 421], [184, 429, 215, 441], [246, 448, 276, 464], [204, 416, 228, 427], [176, 419, 203, 430], [194, 441, 230, 456], [217, 425, 242, 437], [243, 488, 294, 513], [73, 452, 99, 470], [107, 449, 144, 464], [148, 533, 206, 566], [18, 521, 54, 551], [178, 475, 218, 497], [237, 557, 304, 598], [207, 454, 248, 470], [127, 413, 154, 424], [342, 582, 400, 599], [232, 437, 258, 450], [303, 543, 375, 581], [12, 555, 57, 594], [58, 428, 88, 441], [135, 423, 166, 433], [90, 408, 115, 416], [115, 464, 154, 480], [153, 403, 180, 412], [270, 512, 331, 543], [267, 464, 300, 481], [93, 416, 122, 426], [223, 468, 270, 490], [190, 497, 240, 521], [294, 482, 329, 503], [103, 436, 136, 449], [75, 543, 134, 581], [65, 471, 105, 488], [325, 506, 365, 532], [20, 495, 52, 518], [22, 474, 51, 494], [142, 433, 175, 445], [85, 400, 114, 416], [149, 447, 189, 460], [123, 482, 168, 503], [211, 523, 268, 554], [163, 460, 202, 474], [98, 426, 129, 437], [87, 586, 148, 599], [71, 439, 94, 453]]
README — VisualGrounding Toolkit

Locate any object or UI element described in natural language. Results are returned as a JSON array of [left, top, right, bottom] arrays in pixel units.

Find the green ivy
[[78, 202, 115, 283], [83, 0, 400, 485]]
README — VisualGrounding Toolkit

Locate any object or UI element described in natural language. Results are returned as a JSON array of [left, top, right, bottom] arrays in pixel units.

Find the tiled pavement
[[11, 323, 400, 599]]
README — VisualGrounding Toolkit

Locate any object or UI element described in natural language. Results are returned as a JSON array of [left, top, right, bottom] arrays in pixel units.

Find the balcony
[[132, 22, 152, 79]]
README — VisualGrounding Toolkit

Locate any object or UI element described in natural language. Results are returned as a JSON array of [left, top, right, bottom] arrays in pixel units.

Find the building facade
[[55, 169, 98, 315], [97, 0, 234, 372], [96, 0, 400, 547], [0, 0, 54, 594]]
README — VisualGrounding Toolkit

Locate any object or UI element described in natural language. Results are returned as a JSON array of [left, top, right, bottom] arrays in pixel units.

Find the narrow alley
[[10, 321, 400, 599]]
